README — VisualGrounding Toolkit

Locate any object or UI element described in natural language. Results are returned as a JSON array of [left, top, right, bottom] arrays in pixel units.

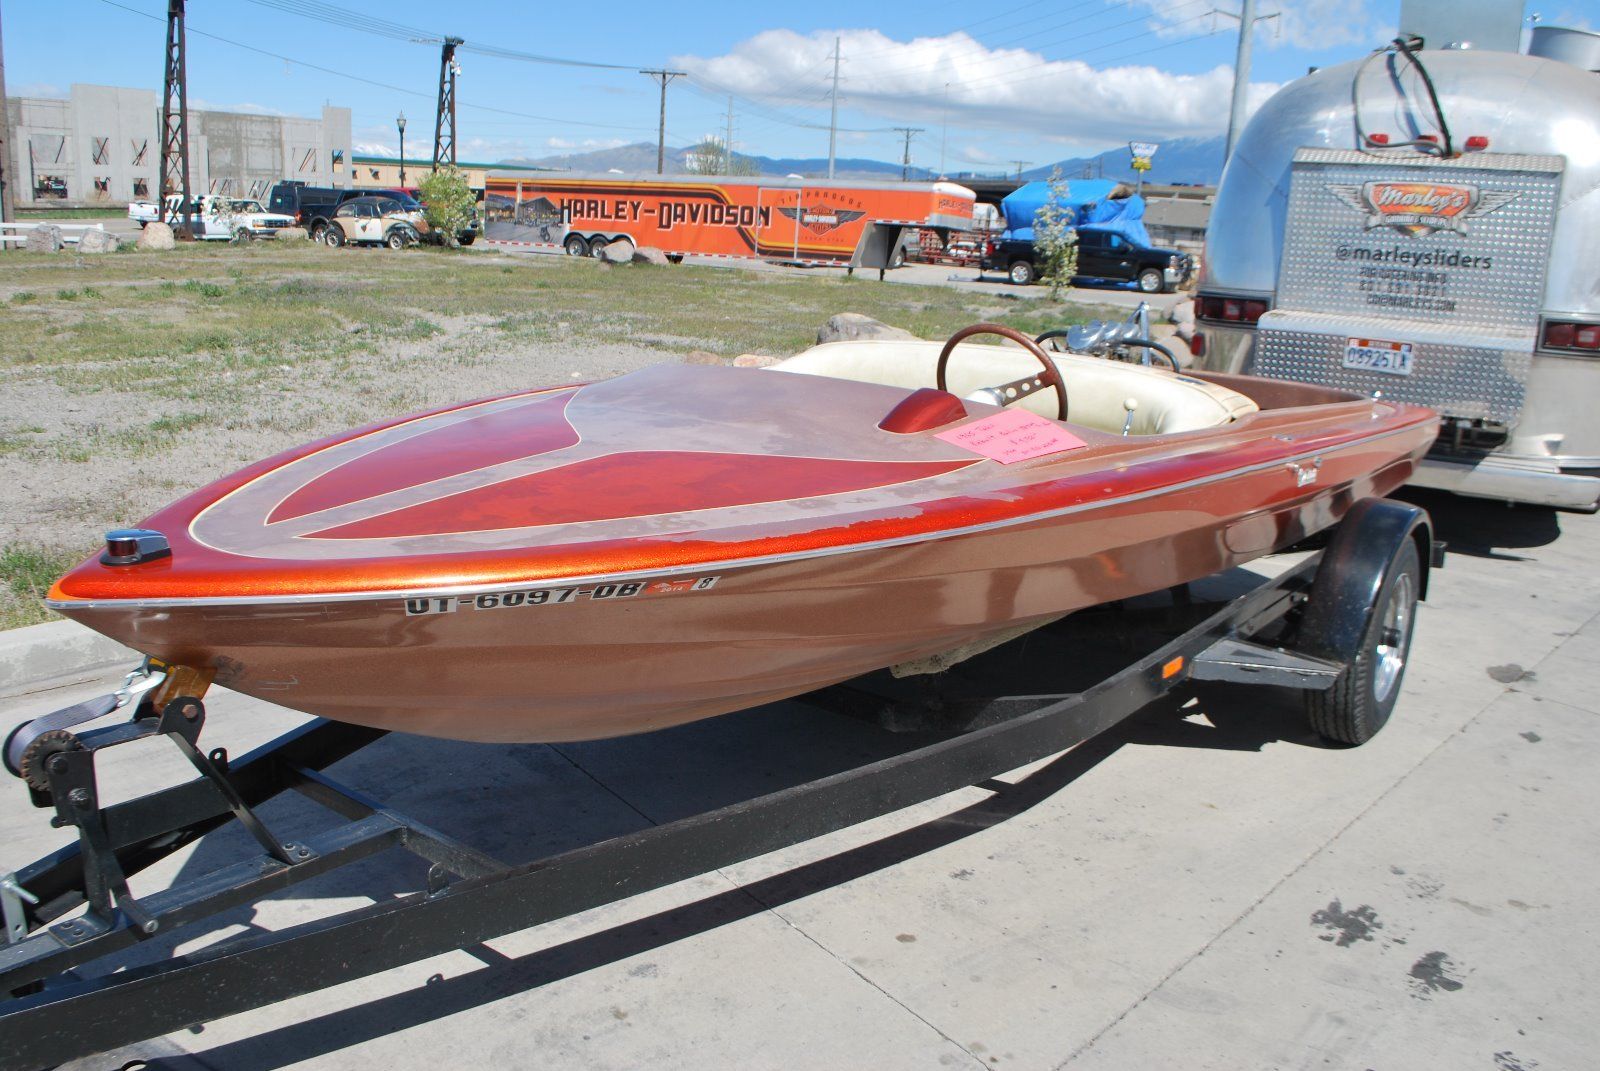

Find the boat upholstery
[[769, 339, 1259, 435]]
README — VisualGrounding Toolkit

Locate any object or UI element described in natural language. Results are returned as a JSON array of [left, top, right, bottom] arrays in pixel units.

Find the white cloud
[[545, 137, 629, 151], [672, 29, 1279, 147], [190, 98, 290, 117], [1135, 0, 1386, 50], [354, 140, 397, 156]]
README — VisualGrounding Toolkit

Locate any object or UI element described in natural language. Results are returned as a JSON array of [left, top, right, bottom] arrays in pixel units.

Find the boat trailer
[[0, 499, 1439, 1069]]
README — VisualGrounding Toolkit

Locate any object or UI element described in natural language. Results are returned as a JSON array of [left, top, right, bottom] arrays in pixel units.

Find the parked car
[[321, 195, 430, 249], [126, 194, 294, 241], [266, 182, 368, 241], [983, 227, 1193, 292], [377, 189, 478, 246]]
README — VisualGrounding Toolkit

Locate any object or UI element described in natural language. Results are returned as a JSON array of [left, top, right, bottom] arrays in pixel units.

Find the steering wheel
[[936, 323, 1068, 421]]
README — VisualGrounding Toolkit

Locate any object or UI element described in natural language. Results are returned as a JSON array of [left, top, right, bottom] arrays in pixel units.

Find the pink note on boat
[[934, 409, 1087, 464]]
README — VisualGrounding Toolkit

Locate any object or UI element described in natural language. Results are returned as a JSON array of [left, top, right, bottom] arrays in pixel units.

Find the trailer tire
[[1008, 260, 1036, 285], [890, 247, 907, 270], [564, 234, 589, 257], [1306, 538, 1420, 746], [1137, 268, 1163, 293]]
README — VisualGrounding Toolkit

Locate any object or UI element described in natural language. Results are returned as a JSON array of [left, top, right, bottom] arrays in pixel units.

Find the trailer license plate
[[1342, 337, 1414, 377]]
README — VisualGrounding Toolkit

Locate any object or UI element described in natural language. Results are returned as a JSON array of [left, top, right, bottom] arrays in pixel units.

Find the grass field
[[0, 242, 1118, 630]]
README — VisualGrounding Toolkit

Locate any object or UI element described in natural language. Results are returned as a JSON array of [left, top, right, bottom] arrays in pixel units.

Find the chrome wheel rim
[[1372, 572, 1414, 703]]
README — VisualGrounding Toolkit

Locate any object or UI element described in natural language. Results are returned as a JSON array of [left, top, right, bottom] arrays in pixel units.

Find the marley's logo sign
[[1328, 181, 1518, 237], [777, 204, 865, 236]]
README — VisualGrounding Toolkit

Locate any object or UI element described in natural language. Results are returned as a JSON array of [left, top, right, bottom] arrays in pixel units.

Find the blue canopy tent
[[999, 179, 1151, 247]]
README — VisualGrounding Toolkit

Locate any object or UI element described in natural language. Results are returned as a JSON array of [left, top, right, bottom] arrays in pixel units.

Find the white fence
[[0, 221, 109, 246]]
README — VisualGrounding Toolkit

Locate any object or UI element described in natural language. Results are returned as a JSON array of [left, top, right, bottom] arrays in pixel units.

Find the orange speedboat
[[47, 324, 1437, 742]]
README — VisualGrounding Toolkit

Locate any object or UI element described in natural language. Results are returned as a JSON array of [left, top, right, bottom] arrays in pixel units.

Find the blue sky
[[6, 0, 1593, 170]]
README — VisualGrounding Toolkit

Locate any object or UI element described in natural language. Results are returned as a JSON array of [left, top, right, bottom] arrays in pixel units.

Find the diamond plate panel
[[1255, 324, 1529, 424], [1275, 152, 1562, 329], [1254, 151, 1562, 426]]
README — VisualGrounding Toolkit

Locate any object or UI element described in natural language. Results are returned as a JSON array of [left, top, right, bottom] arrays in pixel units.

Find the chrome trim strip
[[49, 423, 1426, 612]]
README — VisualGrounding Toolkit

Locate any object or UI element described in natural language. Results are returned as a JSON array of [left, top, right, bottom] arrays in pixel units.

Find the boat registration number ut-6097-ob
[[406, 576, 720, 616]]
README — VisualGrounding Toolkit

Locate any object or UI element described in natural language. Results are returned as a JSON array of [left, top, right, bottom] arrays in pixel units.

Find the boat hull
[[57, 443, 1424, 742]]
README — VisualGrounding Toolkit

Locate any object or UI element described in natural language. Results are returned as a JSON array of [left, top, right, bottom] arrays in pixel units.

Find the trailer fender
[[1296, 497, 1435, 665]]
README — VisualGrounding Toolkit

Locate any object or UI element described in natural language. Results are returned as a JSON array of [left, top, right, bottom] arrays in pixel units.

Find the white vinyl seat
[[767, 339, 1259, 436]]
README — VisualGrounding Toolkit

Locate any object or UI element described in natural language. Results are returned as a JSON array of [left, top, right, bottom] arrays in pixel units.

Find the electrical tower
[[1011, 160, 1030, 182], [893, 127, 923, 181], [639, 68, 686, 174], [433, 37, 463, 170], [159, 0, 193, 236]]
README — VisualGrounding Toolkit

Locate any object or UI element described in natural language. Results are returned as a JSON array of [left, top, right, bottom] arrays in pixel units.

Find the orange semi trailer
[[482, 172, 977, 268]]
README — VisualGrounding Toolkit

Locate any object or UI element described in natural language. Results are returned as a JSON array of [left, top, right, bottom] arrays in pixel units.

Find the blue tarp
[[999, 179, 1150, 247]]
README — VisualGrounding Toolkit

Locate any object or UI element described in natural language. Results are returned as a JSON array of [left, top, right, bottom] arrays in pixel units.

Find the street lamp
[[397, 112, 407, 186]]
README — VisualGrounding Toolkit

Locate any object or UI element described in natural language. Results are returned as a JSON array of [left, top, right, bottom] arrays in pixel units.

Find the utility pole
[[1218, 1, 1277, 162], [725, 96, 735, 176], [0, 0, 13, 228], [639, 68, 685, 174], [893, 127, 923, 181], [1010, 160, 1029, 182], [433, 36, 463, 170], [159, 0, 193, 237], [826, 36, 841, 180]]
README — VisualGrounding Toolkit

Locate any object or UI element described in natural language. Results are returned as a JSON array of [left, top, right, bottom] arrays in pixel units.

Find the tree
[[418, 165, 475, 247], [1032, 168, 1080, 299], [684, 137, 760, 176]]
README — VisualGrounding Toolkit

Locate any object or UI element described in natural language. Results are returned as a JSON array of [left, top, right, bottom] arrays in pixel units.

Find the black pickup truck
[[266, 182, 367, 241], [983, 227, 1193, 293]]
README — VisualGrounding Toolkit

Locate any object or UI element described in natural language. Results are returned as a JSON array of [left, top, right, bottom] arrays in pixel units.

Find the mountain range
[[502, 134, 1227, 187]]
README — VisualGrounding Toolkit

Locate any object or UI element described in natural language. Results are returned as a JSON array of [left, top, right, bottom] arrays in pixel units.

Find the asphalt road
[[2, 487, 1595, 1071]]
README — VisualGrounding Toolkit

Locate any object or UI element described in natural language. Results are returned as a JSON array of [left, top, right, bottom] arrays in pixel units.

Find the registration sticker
[[406, 575, 719, 616], [1342, 337, 1414, 377]]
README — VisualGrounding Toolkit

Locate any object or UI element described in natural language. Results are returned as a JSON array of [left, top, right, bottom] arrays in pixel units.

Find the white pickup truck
[[127, 194, 296, 241]]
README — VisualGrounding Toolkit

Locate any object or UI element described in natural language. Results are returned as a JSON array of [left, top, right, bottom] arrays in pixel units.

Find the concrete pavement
[[2, 489, 1595, 1070]]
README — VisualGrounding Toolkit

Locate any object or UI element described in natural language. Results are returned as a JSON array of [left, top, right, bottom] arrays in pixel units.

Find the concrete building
[[4, 84, 351, 208], [351, 155, 549, 192]]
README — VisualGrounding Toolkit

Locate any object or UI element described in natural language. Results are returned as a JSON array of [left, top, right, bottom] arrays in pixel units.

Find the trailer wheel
[[1306, 538, 1420, 745], [563, 234, 589, 257], [1008, 260, 1036, 285], [1137, 268, 1163, 293]]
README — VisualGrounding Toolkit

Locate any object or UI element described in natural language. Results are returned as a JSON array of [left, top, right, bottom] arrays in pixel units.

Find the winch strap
[[2, 694, 120, 778]]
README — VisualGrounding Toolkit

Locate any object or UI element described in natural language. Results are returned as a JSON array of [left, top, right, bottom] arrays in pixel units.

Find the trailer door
[[755, 187, 803, 261]]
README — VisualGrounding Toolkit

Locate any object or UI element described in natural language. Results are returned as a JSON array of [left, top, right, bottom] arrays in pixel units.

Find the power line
[[94, 0, 656, 134]]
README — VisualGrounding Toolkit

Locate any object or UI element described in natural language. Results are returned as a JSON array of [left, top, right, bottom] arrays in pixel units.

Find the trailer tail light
[[1190, 330, 1206, 358], [1542, 319, 1600, 353], [1464, 135, 1490, 151], [1365, 133, 1390, 146], [1196, 296, 1269, 324]]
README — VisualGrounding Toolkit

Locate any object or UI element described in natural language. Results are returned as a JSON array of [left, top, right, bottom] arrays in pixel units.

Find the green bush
[[418, 166, 476, 247]]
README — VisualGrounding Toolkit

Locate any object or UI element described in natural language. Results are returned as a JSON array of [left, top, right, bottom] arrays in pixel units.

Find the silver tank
[[1204, 47, 1600, 310], [1197, 46, 1600, 510]]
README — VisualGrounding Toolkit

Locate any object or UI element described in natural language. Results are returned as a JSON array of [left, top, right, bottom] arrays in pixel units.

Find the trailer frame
[[0, 503, 1437, 1069]]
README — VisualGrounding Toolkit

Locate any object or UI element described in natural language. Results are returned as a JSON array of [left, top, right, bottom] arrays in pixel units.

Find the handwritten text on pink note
[[934, 409, 1087, 464]]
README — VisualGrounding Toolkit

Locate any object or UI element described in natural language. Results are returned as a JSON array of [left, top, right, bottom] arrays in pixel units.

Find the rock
[[732, 354, 779, 368], [137, 222, 177, 251], [1169, 299, 1195, 326], [24, 225, 63, 253], [599, 240, 635, 264], [75, 228, 120, 254], [275, 226, 310, 243], [683, 350, 726, 366], [631, 245, 670, 266], [816, 313, 918, 346], [1174, 321, 1196, 343]]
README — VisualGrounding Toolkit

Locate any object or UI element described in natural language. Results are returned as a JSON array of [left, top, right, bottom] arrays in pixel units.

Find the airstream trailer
[[1193, 31, 1600, 511]]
